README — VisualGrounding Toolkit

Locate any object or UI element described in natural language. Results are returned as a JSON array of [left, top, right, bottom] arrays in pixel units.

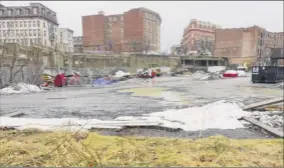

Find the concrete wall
[[72, 54, 179, 70]]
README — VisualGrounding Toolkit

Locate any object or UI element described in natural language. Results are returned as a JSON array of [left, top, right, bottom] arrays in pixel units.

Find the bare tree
[[128, 40, 143, 53], [182, 45, 189, 55], [142, 43, 151, 54], [0, 22, 30, 85]]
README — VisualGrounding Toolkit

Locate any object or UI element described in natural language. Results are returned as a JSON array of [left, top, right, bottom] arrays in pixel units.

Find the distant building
[[170, 45, 183, 55], [214, 25, 284, 65], [180, 19, 220, 56], [57, 28, 74, 53], [73, 36, 83, 53], [0, 3, 59, 48], [82, 7, 161, 53]]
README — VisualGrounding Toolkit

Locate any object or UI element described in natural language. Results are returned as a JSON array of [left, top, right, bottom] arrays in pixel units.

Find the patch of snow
[[0, 83, 42, 95], [208, 66, 226, 73], [115, 70, 130, 78], [0, 100, 250, 132]]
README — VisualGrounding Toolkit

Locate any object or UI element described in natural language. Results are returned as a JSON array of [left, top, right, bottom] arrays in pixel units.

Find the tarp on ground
[[91, 77, 118, 86]]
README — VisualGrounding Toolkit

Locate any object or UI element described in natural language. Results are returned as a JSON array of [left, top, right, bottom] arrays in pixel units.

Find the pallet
[[242, 97, 284, 111]]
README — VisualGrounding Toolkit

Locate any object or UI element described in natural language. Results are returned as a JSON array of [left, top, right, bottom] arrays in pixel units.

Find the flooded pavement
[[0, 76, 282, 138]]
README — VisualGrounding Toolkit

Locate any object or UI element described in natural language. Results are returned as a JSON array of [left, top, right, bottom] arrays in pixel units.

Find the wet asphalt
[[0, 76, 282, 139]]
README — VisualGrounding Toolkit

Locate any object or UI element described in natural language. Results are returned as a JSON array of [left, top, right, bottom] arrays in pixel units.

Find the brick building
[[180, 19, 221, 55], [214, 26, 284, 65], [82, 8, 161, 53]]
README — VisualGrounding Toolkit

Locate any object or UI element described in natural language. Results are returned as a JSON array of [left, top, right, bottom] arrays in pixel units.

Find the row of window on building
[[144, 12, 159, 23], [0, 38, 47, 46], [0, 20, 47, 29], [0, 7, 53, 17], [107, 16, 123, 23], [0, 29, 48, 37]]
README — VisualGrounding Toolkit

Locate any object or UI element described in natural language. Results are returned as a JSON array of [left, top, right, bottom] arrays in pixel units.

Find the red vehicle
[[223, 70, 238, 77]]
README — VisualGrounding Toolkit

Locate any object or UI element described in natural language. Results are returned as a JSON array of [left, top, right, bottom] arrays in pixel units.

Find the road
[[0, 76, 281, 138]]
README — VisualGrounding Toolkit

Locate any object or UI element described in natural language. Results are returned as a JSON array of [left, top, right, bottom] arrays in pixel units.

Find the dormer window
[[8, 10, 12, 15], [0, 10, 4, 16], [42, 8, 45, 15]]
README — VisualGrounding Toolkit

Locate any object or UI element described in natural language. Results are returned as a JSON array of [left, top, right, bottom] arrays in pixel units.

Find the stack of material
[[249, 111, 283, 128]]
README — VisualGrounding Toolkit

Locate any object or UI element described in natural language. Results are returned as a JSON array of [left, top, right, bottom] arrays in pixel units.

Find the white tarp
[[114, 70, 130, 78]]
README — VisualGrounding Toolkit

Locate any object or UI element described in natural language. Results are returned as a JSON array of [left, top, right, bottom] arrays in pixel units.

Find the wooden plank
[[241, 117, 284, 138], [2, 112, 25, 118], [242, 97, 284, 111]]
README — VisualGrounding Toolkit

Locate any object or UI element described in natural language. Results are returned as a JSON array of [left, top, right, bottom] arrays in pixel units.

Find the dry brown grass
[[0, 130, 283, 167]]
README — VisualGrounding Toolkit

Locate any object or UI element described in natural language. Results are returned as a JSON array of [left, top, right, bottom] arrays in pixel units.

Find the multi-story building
[[0, 3, 59, 48], [73, 36, 83, 53], [214, 25, 284, 65], [180, 19, 221, 55], [57, 28, 74, 53], [82, 7, 161, 53]]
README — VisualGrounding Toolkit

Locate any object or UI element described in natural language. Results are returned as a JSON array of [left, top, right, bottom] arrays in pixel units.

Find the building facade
[[0, 3, 59, 48], [82, 8, 161, 53], [58, 28, 74, 53], [181, 19, 221, 55], [73, 36, 83, 53], [214, 26, 284, 65]]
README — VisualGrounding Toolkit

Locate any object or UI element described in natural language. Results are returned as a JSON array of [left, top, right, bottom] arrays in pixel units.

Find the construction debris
[[242, 97, 284, 111], [240, 117, 283, 138]]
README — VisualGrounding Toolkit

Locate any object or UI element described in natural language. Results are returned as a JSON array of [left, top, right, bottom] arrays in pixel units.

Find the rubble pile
[[249, 111, 283, 128]]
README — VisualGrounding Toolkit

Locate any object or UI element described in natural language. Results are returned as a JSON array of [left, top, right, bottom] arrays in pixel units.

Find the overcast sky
[[1, 1, 283, 52]]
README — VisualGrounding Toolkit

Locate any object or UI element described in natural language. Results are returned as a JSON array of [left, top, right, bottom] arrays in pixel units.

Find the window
[[16, 9, 21, 15], [24, 21, 27, 27], [20, 21, 22, 27], [28, 21, 31, 27], [44, 31, 46, 37], [43, 22, 46, 28], [0, 10, 4, 15], [37, 20, 40, 27], [15, 21, 18, 27], [29, 30, 32, 36], [113, 17, 117, 22], [25, 9, 29, 15], [42, 8, 45, 15], [33, 30, 36, 36], [33, 8, 38, 14], [33, 21, 36, 27], [8, 10, 12, 15]]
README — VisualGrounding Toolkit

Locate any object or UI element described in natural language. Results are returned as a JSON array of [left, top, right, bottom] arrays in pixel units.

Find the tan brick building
[[82, 8, 161, 53], [214, 26, 284, 65], [180, 19, 221, 55]]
